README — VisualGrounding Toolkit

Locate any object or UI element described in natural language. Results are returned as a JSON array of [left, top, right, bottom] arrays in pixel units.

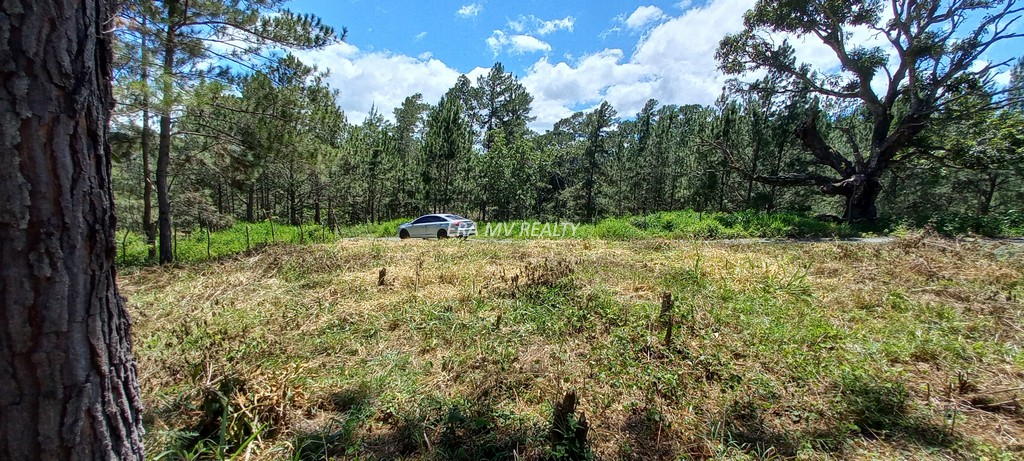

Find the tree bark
[[312, 172, 321, 224], [141, 18, 156, 262], [142, 117, 156, 261], [842, 177, 881, 222], [246, 183, 255, 222], [157, 3, 179, 264], [0, 0, 145, 459], [979, 173, 998, 216]]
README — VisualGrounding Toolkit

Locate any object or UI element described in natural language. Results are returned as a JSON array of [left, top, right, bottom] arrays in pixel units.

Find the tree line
[[2, 0, 1023, 458], [110, 0, 1024, 265]]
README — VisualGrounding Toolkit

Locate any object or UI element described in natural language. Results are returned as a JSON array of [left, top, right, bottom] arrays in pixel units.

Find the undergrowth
[[122, 237, 1024, 460]]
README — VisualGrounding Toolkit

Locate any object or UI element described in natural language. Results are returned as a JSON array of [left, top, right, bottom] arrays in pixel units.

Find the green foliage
[[531, 210, 856, 240], [112, 8, 1024, 246], [716, 0, 1024, 220], [423, 87, 474, 213], [116, 221, 337, 267], [882, 210, 1024, 238], [593, 218, 639, 240]]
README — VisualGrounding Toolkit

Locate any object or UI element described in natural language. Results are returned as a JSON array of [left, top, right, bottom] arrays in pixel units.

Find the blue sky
[[286, 0, 1022, 131], [288, 0, 679, 74]]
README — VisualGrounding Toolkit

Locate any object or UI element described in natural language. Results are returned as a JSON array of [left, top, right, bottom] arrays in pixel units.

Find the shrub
[[374, 217, 412, 237], [594, 218, 639, 240]]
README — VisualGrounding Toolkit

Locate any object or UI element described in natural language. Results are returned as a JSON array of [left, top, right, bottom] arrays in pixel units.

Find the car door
[[426, 216, 446, 237], [421, 216, 445, 238], [409, 216, 431, 238]]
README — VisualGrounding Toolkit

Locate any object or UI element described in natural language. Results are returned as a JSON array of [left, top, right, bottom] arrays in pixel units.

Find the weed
[[122, 238, 1024, 459], [548, 391, 591, 461]]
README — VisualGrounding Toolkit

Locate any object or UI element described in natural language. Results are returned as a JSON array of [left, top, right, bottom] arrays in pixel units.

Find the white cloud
[[291, 0, 989, 134], [292, 42, 462, 123], [487, 31, 552, 55], [624, 5, 667, 30], [418, 51, 433, 60], [994, 70, 1012, 86], [456, 3, 483, 18], [522, 0, 755, 129], [505, 15, 575, 36], [537, 16, 575, 35], [414, 31, 428, 41]]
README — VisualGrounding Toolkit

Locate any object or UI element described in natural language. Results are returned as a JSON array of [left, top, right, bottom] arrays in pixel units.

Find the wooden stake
[[659, 292, 673, 321], [664, 314, 674, 349]]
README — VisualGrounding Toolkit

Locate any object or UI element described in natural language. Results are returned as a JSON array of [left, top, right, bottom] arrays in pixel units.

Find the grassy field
[[122, 236, 1024, 460], [114, 210, 1024, 268]]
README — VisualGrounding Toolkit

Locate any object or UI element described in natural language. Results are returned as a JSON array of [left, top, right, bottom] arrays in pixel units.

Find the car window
[[445, 214, 465, 220], [415, 215, 444, 224]]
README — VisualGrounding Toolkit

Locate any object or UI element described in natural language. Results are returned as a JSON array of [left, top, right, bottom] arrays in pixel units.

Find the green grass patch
[[123, 239, 1024, 459]]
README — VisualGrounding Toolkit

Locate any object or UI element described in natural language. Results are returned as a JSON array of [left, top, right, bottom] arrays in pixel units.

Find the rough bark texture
[[0, 0, 145, 459], [157, 42, 174, 264], [141, 23, 156, 262], [157, 1, 178, 264]]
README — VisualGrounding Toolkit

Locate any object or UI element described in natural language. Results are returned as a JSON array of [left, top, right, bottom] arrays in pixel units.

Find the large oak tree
[[1, 0, 144, 459], [717, 0, 1024, 220]]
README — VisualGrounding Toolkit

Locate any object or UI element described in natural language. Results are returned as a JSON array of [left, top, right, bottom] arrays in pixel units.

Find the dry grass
[[121, 237, 1024, 460]]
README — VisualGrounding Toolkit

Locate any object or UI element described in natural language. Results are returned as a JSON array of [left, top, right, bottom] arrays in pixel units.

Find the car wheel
[[437, 229, 448, 239], [399, 229, 410, 239]]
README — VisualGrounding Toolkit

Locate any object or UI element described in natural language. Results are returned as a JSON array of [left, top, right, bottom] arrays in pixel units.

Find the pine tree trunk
[[312, 172, 321, 224], [216, 182, 223, 214], [0, 0, 145, 459], [157, 19, 177, 264], [246, 184, 255, 222], [141, 20, 156, 262]]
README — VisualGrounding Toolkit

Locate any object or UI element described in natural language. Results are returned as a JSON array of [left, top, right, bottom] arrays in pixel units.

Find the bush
[[374, 217, 412, 237], [594, 218, 639, 240], [903, 212, 1009, 237]]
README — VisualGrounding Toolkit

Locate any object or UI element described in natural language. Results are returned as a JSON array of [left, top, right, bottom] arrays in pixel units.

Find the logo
[[483, 222, 581, 238]]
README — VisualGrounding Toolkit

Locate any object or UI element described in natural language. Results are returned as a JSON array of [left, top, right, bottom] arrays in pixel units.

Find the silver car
[[398, 214, 477, 239]]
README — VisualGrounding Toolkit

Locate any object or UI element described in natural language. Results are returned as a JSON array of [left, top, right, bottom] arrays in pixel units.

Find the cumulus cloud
[[292, 42, 463, 123], [623, 5, 667, 30], [290, 0, 981, 133], [486, 15, 573, 59], [486, 31, 552, 55], [456, 3, 483, 18], [522, 0, 755, 129]]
